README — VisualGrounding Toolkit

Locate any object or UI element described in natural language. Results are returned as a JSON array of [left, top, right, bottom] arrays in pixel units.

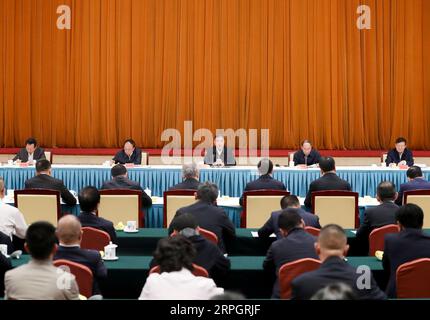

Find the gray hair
[[182, 163, 199, 179]]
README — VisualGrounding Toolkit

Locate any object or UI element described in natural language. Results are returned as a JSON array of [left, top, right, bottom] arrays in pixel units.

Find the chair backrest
[[197, 227, 218, 245], [289, 152, 295, 162], [381, 153, 387, 164], [141, 152, 148, 165], [98, 189, 144, 227], [81, 227, 111, 251], [404, 190, 430, 228], [44, 151, 52, 162], [242, 190, 290, 228], [304, 226, 320, 237], [53, 259, 93, 298], [149, 264, 209, 278], [368, 224, 400, 256], [279, 258, 321, 299], [163, 189, 198, 228], [312, 190, 359, 228], [14, 189, 61, 226], [396, 258, 430, 298]]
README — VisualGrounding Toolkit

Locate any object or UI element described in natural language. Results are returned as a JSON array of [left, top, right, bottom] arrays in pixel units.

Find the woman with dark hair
[[139, 236, 224, 300]]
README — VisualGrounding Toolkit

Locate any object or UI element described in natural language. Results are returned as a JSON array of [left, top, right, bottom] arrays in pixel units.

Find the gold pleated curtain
[[0, 0, 429, 149]]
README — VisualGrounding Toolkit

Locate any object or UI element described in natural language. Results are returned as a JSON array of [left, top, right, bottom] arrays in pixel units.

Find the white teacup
[[126, 221, 137, 231], [0, 244, 8, 257], [7, 160, 13, 166], [104, 242, 118, 259]]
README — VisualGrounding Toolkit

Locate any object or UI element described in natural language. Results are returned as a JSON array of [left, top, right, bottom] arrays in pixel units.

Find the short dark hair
[[26, 221, 57, 260], [25, 137, 37, 146], [396, 203, 424, 229], [196, 182, 218, 203], [376, 181, 396, 201], [278, 209, 303, 232], [311, 283, 357, 300], [395, 137, 407, 144], [257, 158, 273, 175], [124, 139, 136, 148], [319, 156, 335, 173], [301, 139, 312, 146], [154, 235, 196, 273], [280, 195, 300, 209], [111, 164, 127, 177], [407, 166, 423, 179], [78, 186, 100, 212], [35, 159, 51, 172], [170, 213, 198, 232]]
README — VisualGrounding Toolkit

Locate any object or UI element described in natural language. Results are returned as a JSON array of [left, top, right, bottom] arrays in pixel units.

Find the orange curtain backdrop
[[0, 0, 429, 149]]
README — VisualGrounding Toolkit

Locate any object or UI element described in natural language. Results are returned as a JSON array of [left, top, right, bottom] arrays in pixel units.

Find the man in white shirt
[[0, 178, 27, 240]]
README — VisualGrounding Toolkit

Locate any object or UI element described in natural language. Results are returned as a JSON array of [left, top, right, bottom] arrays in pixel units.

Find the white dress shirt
[[139, 268, 224, 300], [0, 199, 28, 239]]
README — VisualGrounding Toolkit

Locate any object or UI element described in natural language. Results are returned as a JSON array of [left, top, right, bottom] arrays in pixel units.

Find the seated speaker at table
[[112, 138, 142, 165], [293, 140, 321, 167], [395, 166, 430, 206], [25, 160, 77, 206], [304, 156, 351, 209], [203, 135, 236, 166], [100, 164, 152, 208], [385, 137, 414, 167], [169, 163, 202, 191], [12, 137, 46, 163]]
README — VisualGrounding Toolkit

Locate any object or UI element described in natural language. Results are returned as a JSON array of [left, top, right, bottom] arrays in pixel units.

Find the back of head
[[407, 166, 423, 179], [111, 164, 127, 178], [170, 213, 198, 232], [280, 195, 300, 209], [57, 215, 82, 245], [182, 163, 199, 179], [311, 283, 357, 300], [36, 159, 51, 173], [154, 235, 196, 273], [211, 291, 246, 300], [78, 186, 100, 212], [26, 221, 57, 260], [257, 158, 273, 175], [278, 209, 303, 232], [376, 181, 396, 201], [396, 203, 424, 229], [196, 182, 218, 203], [319, 157, 335, 173], [318, 224, 347, 255]]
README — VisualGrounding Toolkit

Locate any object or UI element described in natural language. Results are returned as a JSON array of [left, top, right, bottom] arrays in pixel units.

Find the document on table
[[251, 231, 276, 238]]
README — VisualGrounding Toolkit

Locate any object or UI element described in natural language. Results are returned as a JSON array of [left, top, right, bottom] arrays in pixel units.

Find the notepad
[[251, 231, 276, 238]]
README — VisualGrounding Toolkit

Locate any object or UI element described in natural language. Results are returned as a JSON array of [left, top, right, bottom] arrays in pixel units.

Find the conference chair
[[197, 227, 219, 245], [396, 258, 430, 298], [44, 150, 52, 162], [149, 264, 209, 278], [81, 227, 111, 251], [279, 258, 321, 299], [368, 224, 400, 256], [54, 259, 94, 298], [404, 190, 430, 228], [381, 153, 388, 165], [98, 189, 144, 227], [141, 151, 148, 165], [14, 189, 61, 226], [241, 190, 290, 228], [304, 226, 320, 237], [311, 190, 359, 228], [163, 189, 197, 227]]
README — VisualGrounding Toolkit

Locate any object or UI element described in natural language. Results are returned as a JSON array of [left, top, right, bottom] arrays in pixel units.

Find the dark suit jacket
[[100, 176, 152, 208], [382, 228, 430, 298], [54, 245, 107, 295], [263, 228, 318, 298], [24, 174, 77, 206], [203, 146, 236, 166], [169, 200, 236, 252], [293, 149, 321, 166], [239, 174, 287, 206], [396, 178, 430, 206], [0, 231, 13, 254], [169, 178, 202, 191], [304, 173, 352, 209], [355, 201, 399, 254], [13, 147, 46, 162], [78, 211, 117, 244], [291, 256, 386, 300], [258, 208, 321, 239], [0, 252, 12, 297], [112, 148, 142, 165], [386, 148, 414, 167]]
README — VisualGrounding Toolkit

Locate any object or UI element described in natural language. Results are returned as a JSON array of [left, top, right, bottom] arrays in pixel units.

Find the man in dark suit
[[382, 204, 430, 298], [24, 160, 77, 206], [259, 195, 321, 239], [54, 215, 107, 296], [78, 186, 117, 243], [0, 250, 12, 298], [0, 231, 13, 254], [395, 166, 430, 205], [100, 164, 152, 208], [168, 182, 236, 253], [239, 159, 286, 206], [356, 181, 399, 254], [291, 224, 386, 300], [154, 213, 230, 286], [304, 156, 352, 209], [203, 135, 236, 166], [169, 163, 202, 190], [13, 137, 46, 163], [263, 209, 319, 298], [385, 137, 414, 167], [112, 139, 142, 165], [293, 140, 321, 167]]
